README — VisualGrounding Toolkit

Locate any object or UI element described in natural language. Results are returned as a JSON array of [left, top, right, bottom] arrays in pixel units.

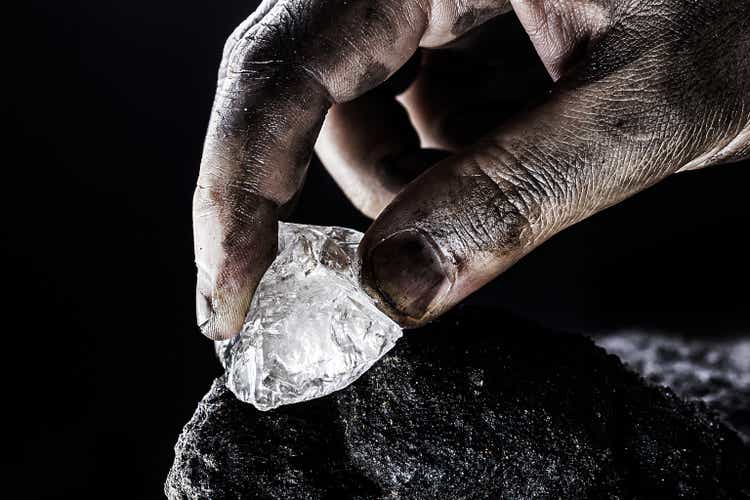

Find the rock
[[166, 309, 750, 499], [597, 332, 750, 443]]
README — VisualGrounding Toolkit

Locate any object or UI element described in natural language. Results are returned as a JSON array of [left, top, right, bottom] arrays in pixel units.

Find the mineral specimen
[[215, 223, 402, 411]]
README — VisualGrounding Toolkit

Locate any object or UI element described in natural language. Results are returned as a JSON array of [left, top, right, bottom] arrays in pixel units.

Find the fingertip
[[198, 315, 238, 342], [196, 288, 250, 341], [193, 193, 279, 341], [194, 238, 271, 341]]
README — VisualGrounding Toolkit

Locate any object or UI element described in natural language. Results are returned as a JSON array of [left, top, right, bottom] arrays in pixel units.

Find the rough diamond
[[215, 223, 403, 411]]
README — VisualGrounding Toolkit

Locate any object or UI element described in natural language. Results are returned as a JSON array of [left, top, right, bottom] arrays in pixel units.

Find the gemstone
[[215, 223, 403, 411]]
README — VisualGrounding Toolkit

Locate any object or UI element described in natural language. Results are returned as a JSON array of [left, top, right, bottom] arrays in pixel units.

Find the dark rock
[[165, 309, 750, 499], [597, 332, 750, 443]]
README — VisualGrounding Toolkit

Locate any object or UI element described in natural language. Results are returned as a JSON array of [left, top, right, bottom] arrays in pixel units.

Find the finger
[[195, 0, 423, 339], [195, 0, 515, 339], [316, 12, 549, 217], [359, 0, 750, 327], [314, 3, 522, 218], [511, 0, 609, 82], [194, 0, 283, 341], [400, 13, 552, 151], [315, 53, 447, 217]]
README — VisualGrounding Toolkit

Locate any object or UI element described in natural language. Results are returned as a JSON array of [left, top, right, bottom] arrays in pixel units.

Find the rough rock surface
[[166, 309, 750, 499], [598, 332, 750, 442]]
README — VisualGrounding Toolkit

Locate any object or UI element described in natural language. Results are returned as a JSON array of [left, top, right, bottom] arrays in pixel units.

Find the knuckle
[[193, 178, 261, 225], [221, 0, 283, 58], [221, 20, 251, 64], [442, 146, 550, 257], [194, 179, 278, 259], [467, 143, 572, 247], [221, 7, 297, 80], [215, 4, 331, 108]]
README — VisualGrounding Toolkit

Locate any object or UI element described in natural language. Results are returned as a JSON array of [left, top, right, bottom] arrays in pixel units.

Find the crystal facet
[[215, 223, 403, 411]]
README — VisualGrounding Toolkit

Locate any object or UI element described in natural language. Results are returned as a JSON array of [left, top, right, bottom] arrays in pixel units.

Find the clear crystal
[[215, 223, 403, 411]]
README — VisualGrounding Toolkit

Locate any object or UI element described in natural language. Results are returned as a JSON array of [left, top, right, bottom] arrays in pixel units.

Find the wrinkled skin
[[193, 0, 750, 338]]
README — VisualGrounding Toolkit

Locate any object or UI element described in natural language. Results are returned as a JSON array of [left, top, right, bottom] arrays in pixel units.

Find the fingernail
[[366, 230, 453, 321]]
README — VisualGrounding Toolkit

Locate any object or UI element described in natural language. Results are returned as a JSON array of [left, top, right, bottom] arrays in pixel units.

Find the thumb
[[358, 58, 746, 327]]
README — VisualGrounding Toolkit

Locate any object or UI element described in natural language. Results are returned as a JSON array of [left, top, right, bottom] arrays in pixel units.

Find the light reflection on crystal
[[215, 223, 403, 411]]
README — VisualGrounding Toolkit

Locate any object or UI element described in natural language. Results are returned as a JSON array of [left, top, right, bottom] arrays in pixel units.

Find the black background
[[8, 1, 748, 498]]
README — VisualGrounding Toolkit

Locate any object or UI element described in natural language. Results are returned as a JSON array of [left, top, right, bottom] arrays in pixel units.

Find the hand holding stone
[[194, 0, 750, 338]]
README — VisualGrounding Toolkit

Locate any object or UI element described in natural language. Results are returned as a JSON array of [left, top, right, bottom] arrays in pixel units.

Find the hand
[[194, 0, 750, 338]]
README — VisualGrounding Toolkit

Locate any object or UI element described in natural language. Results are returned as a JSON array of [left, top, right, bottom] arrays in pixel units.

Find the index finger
[[194, 0, 430, 340]]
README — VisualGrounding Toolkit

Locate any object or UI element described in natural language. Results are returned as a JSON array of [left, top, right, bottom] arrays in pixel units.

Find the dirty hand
[[194, 0, 749, 338]]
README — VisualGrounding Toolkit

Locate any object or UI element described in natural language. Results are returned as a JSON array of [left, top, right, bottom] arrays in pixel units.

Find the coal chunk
[[165, 309, 750, 499]]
